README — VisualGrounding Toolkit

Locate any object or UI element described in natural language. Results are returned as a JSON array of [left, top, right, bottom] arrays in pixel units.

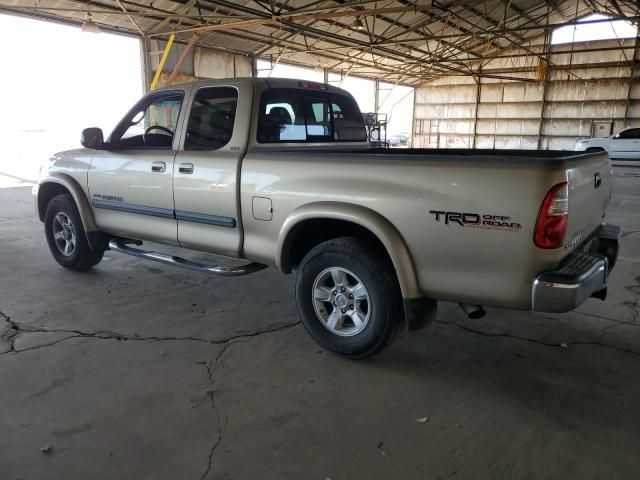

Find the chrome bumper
[[531, 223, 620, 313]]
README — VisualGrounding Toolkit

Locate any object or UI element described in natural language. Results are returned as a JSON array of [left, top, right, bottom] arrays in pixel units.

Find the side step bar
[[107, 238, 268, 277]]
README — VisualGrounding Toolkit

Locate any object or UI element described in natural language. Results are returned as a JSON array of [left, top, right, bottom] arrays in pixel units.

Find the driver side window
[[114, 92, 184, 149]]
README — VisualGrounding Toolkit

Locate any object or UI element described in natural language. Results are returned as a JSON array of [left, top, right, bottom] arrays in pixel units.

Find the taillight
[[534, 182, 569, 249]]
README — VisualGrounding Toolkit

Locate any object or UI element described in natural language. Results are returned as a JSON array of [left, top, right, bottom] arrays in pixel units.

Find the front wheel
[[44, 194, 104, 271], [295, 237, 403, 358]]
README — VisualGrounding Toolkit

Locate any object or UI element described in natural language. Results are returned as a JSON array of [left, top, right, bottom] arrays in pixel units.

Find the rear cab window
[[258, 88, 366, 143]]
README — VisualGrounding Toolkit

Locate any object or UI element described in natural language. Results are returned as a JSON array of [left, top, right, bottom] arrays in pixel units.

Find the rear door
[[173, 86, 246, 257], [609, 128, 640, 159]]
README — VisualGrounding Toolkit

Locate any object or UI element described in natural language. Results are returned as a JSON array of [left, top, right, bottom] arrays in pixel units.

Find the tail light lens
[[534, 182, 569, 249]]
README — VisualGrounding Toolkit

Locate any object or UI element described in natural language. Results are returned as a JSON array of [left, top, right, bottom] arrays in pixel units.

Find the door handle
[[151, 161, 166, 173], [179, 163, 194, 174]]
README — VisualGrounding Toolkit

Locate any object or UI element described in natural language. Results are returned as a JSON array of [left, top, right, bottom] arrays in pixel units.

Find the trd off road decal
[[93, 193, 123, 202], [429, 210, 521, 231]]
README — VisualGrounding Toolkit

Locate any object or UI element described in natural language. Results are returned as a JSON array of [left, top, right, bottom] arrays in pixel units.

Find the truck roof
[[153, 77, 350, 96]]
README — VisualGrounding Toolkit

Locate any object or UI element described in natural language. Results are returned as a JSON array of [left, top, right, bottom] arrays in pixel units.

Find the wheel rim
[[311, 267, 371, 337], [52, 212, 76, 257]]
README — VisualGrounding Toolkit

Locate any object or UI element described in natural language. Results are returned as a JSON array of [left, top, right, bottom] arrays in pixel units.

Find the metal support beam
[[410, 88, 417, 148], [472, 74, 481, 149], [140, 35, 153, 93], [115, 0, 144, 35], [167, 33, 198, 84], [150, 33, 175, 90], [623, 31, 640, 126], [153, 4, 440, 36], [537, 32, 551, 151], [251, 55, 258, 77]]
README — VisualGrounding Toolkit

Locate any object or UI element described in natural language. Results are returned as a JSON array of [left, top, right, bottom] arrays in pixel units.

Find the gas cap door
[[252, 196, 273, 221]]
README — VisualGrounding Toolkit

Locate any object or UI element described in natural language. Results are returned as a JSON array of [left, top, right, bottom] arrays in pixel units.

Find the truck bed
[[241, 146, 611, 309]]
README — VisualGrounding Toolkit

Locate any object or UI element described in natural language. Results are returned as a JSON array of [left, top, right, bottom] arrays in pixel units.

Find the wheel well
[[586, 147, 605, 152], [37, 183, 71, 222], [281, 219, 393, 273]]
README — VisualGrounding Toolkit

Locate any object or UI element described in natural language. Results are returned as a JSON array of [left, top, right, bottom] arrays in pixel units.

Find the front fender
[[36, 173, 98, 234], [276, 201, 421, 299]]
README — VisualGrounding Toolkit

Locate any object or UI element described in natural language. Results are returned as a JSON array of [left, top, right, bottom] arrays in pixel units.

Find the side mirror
[[81, 127, 104, 149], [613, 133, 620, 139]]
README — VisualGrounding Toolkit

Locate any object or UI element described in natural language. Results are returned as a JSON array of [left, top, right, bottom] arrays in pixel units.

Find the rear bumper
[[531, 223, 620, 313]]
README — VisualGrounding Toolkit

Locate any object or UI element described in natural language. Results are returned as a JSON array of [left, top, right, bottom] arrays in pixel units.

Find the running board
[[107, 238, 268, 277]]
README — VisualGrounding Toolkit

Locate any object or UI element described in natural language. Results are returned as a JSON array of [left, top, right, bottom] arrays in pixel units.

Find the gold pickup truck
[[34, 78, 620, 358]]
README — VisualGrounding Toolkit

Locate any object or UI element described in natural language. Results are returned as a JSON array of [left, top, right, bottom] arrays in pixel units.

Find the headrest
[[268, 107, 292, 125]]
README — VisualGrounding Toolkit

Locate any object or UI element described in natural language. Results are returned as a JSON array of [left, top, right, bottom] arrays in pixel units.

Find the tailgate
[[565, 151, 611, 250]]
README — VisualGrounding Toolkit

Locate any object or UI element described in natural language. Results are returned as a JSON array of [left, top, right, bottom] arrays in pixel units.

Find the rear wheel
[[295, 237, 403, 358], [44, 194, 104, 271]]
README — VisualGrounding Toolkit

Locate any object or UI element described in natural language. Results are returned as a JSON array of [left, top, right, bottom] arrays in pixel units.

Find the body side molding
[[91, 200, 237, 227]]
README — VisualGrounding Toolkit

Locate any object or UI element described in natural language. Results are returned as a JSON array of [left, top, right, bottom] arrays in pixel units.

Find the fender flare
[[276, 202, 421, 299], [37, 173, 98, 242]]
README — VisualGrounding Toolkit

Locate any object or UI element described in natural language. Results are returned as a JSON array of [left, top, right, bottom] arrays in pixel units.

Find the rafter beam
[[115, 0, 144, 35]]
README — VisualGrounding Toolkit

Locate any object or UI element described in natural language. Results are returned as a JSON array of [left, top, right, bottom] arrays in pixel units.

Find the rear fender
[[276, 202, 421, 300]]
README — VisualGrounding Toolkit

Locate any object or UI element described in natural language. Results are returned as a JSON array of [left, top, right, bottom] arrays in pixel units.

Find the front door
[[88, 90, 186, 244], [173, 86, 244, 257]]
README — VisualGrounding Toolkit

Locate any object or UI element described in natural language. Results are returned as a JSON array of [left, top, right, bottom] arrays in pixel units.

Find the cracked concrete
[[1, 167, 640, 479], [199, 344, 229, 480], [434, 318, 640, 357], [0, 316, 300, 357]]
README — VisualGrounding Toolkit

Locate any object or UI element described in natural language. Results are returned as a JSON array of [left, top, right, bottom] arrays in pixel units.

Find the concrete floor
[[1, 167, 639, 480]]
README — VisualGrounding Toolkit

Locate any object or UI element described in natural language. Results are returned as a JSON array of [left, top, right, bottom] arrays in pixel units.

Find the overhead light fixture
[[81, 13, 100, 33], [352, 16, 366, 31]]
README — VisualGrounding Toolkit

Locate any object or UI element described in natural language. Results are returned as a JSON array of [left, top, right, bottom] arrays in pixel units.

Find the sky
[[0, 14, 143, 138], [0, 13, 143, 185], [551, 13, 638, 44]]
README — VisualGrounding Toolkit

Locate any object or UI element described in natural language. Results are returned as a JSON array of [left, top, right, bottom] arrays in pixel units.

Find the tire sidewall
[[44, 194, 98, 269], [296, 244, 398, 357]]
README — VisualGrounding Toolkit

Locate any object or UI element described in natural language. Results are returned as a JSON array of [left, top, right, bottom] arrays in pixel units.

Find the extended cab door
[[88, 89, 187, 244], [173, 85, 250, 257], [609, 127, 640, 159]]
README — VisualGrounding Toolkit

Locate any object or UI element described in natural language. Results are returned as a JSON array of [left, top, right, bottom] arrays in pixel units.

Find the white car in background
[[576, 127, 640, 159], [389, 132, 410, 147]]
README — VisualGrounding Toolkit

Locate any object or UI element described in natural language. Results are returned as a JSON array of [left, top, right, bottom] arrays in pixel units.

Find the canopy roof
[[2, 0, 638, 86]]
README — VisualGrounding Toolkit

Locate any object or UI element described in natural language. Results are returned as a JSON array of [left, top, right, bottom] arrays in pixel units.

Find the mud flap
[[403, 298, 437, 331]]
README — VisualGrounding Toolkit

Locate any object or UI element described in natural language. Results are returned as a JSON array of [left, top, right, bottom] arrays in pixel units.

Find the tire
[[44, 194, 104, 271], [295, 236, 403, 358]]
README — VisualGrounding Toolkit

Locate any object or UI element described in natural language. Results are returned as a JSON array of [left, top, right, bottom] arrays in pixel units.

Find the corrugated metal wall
[[413, 37, 640, 150]]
